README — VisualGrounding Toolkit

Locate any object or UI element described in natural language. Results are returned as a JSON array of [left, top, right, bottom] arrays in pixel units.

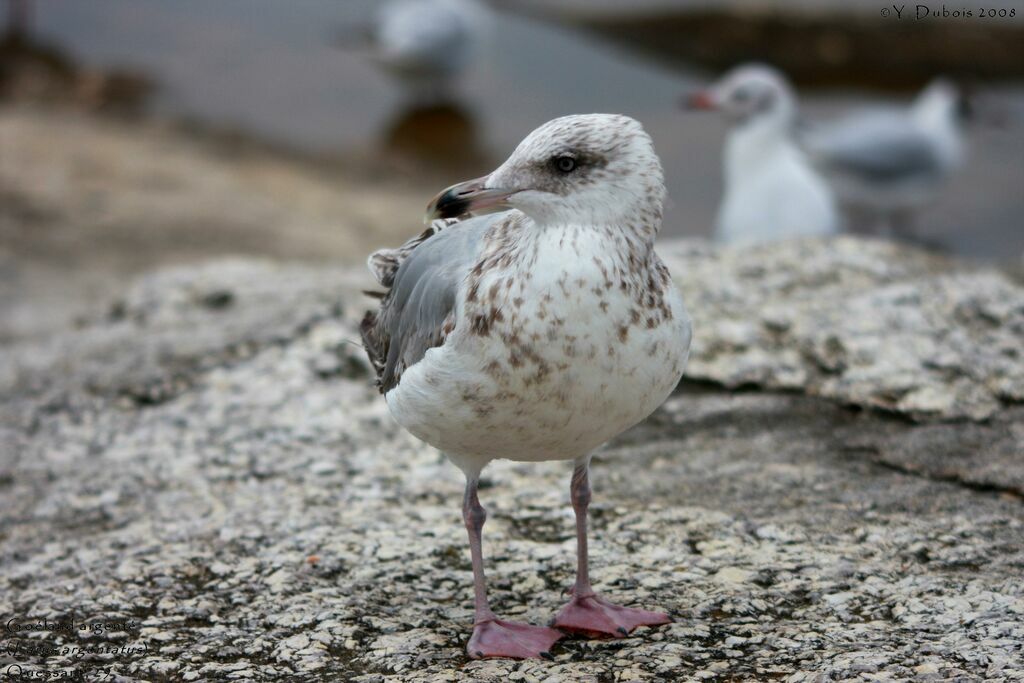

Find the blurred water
[[30, 0, 1024, 261]]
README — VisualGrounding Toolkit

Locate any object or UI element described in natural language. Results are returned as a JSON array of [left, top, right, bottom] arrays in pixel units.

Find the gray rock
[[0, 259, 365, 420], [663, 237, 1024, 421], [1, 245, 1022, 681]]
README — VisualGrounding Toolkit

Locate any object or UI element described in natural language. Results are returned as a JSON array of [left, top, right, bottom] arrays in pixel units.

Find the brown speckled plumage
[[361, 114, 691, 470]]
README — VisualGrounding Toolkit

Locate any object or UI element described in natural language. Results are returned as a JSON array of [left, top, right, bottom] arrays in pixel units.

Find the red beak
[[682, 90, 717, 111]]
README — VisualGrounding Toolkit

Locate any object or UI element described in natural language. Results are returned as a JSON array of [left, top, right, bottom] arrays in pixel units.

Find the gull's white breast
[[718, 129, 837, 245], [385, 225, 691, 474]]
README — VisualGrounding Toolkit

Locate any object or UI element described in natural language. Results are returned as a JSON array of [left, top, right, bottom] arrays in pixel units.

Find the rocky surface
[[2, 242, 1023, 682], [666, 237, 1024, 422]]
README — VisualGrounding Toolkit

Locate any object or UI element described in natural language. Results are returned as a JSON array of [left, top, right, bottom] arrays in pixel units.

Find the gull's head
[[426, 114, 665, 229], [913, 78, 971, 125], [684, 63, 796, 127]]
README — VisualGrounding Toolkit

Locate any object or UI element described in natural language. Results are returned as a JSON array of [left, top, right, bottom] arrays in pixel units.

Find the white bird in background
[[685, 63, 839, 246], [800, 79, 968, 236], [370, 0, 484, 101]]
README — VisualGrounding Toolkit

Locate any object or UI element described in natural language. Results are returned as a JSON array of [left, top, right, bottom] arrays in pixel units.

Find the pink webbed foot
[[552, 593, 671, 637], [467, 619, 564, 659]]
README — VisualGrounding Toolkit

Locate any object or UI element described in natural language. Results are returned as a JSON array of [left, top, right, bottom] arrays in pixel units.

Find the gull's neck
[[534, 209, 661, 253], [726, 109, 799, 182], [912, 89, 958, 135], [493, 211, 661, 269], [911, 86, 963, 168]]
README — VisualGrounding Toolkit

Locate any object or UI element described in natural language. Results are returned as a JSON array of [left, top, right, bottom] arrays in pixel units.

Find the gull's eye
[[733, 87, 751, 103], [554, 155, 577, 174]]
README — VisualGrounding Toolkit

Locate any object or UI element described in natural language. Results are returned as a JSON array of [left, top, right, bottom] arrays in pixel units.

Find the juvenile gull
[[685, 63, 839, 245], [800, 79, 968, 234], [361, 114, 692, 659]]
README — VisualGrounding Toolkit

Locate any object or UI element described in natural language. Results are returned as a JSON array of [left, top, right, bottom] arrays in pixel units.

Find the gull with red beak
[[361, 114, 692, 659], [684, 63, 838, 245]]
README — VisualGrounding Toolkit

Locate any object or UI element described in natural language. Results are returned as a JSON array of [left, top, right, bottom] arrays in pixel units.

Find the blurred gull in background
[[685, 63, 839, 246], [369, 0, 485, 102], [801, 79, 968, 237]]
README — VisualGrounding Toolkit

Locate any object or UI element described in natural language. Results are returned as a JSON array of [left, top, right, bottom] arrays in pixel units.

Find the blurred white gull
[[685, 63, 839, 245], [371, 0, 483, 99], [800, 79, 968, 234]]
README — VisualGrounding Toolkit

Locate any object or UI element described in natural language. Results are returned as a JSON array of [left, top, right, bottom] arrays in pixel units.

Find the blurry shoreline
[[0, 104, 434, 343], [567, 9, 1024, 90], [497, 0, 1024, 89]]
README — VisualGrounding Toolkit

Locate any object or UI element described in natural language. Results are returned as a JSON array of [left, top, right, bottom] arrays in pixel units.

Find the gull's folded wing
[[801, 113, 940, 184], [361, 215, 491, 393]]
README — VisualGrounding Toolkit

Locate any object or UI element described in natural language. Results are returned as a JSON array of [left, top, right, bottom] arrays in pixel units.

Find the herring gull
[[685, 63, 839, 245], [361, 114, 691, 659]]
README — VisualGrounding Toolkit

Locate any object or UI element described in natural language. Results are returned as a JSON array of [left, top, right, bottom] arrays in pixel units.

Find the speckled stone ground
[[664, 238, 1024, 422], [2, 245, 1023, 682]]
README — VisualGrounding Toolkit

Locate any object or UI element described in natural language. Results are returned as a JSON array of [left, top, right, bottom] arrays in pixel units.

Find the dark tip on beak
[[682, 90, 716, 111], [425, 176, 514, 223], [430, 186, 475, 220]]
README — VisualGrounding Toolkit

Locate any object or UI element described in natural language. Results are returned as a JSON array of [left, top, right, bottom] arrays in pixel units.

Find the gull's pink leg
[[552, 461, 671, 637], [462, 477, 563, 659]]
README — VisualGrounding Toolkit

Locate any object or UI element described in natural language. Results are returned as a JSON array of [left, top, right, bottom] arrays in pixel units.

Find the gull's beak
[[425, 176, 515, 222], [682, 90, 717, 111]]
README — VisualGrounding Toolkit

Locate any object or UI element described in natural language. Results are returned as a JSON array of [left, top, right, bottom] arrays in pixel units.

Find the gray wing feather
[[361, 215, 492, 393], [802, 113, 941, 183]]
